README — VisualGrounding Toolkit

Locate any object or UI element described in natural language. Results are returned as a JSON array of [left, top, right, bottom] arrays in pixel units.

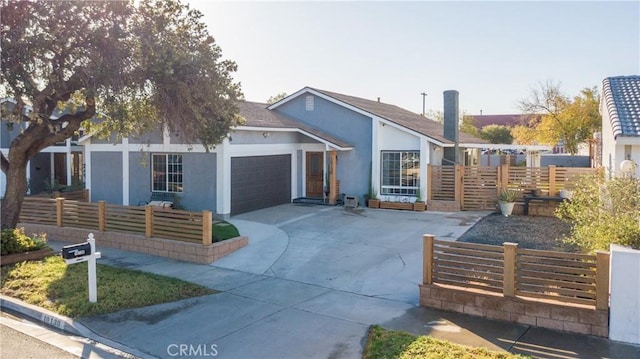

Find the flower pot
[[498, 201, 515, 217]]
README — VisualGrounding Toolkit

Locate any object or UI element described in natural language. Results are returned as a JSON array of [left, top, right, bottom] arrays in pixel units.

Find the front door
[[306, 152, 324, 198]]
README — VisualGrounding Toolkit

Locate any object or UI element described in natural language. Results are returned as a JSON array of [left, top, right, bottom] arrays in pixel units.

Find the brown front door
[[306, 152, 324, 198]]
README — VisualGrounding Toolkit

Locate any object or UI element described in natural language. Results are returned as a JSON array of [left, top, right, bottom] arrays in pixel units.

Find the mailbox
[[62, 242, 92, 260]]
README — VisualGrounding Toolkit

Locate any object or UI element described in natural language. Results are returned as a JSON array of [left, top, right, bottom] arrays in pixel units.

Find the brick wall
[[20, 223, 248, 264], [420, 283, 608, 337], [427, 200, 461, 212]]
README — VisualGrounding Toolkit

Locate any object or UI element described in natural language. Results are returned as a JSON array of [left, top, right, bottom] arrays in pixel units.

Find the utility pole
[[421, 92, 427, 116]]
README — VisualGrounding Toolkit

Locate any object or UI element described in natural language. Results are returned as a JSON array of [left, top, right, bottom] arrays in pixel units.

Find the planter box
[[379, 201, 414, 211], [368, 199, 380, 208], [1, 247, 54, 266], [413, 202, 426, 211]]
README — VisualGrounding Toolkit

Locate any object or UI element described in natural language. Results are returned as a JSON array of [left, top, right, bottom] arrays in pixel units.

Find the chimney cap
[[377, 97, 380, 103]]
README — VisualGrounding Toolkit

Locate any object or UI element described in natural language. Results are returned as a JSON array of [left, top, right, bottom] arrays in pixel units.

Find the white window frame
[[151, 154, 183, 193], [380, 151, 420, 196]]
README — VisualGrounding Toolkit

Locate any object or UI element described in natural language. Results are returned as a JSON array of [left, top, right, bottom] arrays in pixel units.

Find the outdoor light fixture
[[262, 132, 270, 138], [620, 159, 636, 174]]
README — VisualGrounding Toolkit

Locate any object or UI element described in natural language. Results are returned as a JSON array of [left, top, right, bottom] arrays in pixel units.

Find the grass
[[0, 255, 215, 318], [213, 220, 240, 242], [363, 325, 530, 359]]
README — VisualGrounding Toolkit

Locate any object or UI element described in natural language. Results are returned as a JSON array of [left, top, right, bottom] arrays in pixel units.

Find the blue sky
[[190, 1, 639, 116]]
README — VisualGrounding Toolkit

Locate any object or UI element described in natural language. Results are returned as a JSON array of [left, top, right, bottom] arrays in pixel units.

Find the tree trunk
[[1, 152, 29, 229]]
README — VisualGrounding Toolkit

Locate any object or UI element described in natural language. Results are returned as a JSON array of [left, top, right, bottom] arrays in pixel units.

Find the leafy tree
[[424, 109, 443, 124], [0, 0, 242, 229], [511, 124, 538, 145], [459, 115, 480, 138], [479, 124, 513, 144], [557, 173, 640, 251], [519, 81, 600, 154], [266, 92, 287, 105]]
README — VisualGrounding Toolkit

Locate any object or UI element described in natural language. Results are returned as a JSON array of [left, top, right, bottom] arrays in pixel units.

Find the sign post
[[62, 233, 101, 303]]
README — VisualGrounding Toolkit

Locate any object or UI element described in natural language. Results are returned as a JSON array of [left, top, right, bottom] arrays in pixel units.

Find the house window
[[152, 154, 183, 192], [381, 151, 420, 195], [306, 95, 314, 111]]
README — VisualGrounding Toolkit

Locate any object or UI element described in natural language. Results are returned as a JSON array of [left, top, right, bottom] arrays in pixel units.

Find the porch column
[[216, 138, 231, 218], [122, 137, 129, 205], [420, 137, 430, 200], [65, 138, 72, 186], [329, 150, 337, 204], [84, 140, 92, 200]]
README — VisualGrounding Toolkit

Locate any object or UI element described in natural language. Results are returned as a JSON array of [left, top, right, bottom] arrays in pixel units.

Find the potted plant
[[497, 188, 518, 217], [367, 188, 379, 208], [413, 190, 426, 211]]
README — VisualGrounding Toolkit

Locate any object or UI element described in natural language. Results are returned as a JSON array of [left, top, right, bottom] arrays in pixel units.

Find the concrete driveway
[[77, 205, 500, 358], [221, 204, 486, 303]]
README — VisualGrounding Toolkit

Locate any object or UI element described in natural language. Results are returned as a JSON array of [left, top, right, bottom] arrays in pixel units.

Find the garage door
[[231, 154, 291, 214]]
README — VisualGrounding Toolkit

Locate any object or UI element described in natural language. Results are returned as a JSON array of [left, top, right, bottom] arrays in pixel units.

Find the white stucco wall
[[378, 122, 420, 150], [601, 109, 640, 177], [609, 244, 640, 344]]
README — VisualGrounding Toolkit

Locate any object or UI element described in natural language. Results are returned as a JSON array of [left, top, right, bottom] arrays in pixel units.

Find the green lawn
[[1, 256, 215, 317], [213, 220, 240, 242], [364, 325, 530, 359]]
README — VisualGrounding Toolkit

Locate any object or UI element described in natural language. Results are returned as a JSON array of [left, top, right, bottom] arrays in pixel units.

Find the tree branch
[[0, 152, 9, 174]]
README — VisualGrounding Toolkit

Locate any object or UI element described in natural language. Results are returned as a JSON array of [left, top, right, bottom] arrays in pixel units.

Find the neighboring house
[[4, 87, 487, 218], [601, 75, 640, 177], [470, 114, 536, 130]]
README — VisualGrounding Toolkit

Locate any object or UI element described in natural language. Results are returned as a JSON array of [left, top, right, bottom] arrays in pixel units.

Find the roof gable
[[237, 100, 353, 149], [602, 75, 640, 138], [270, 87, 486, 145]]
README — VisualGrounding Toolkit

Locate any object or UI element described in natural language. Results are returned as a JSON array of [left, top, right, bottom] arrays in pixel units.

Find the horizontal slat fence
[[151, 209, 205, 243], [105, 204, 146, 235], [18, 197, 57, 225], [429, 165, 597, 210], [62, 201, 100, 229], [516, 248, 599, 306], [429, 165, 456, 201], [20, 197, 212, 245], [423, 235, 609, 309], [432, 239, 504, 293], [462, 166, 499, 210]]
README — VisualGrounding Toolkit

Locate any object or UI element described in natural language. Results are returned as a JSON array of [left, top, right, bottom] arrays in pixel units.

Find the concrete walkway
[[3, 204, 639, 358]]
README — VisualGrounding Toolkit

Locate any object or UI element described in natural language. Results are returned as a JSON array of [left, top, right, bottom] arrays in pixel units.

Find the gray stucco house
[[3, 87, 486, 218]]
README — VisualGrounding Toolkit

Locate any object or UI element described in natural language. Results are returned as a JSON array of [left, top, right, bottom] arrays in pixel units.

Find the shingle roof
[[309, 88, 487, 145], [602, 75, 640, 138], [237, 101, 353, 149]]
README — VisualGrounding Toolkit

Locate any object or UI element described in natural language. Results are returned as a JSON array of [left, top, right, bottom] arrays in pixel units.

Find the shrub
[[1, 228, 48, 256], [557, 174, 640, 251]]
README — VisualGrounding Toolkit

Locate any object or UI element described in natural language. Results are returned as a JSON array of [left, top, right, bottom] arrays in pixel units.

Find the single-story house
[[600, 75, 640, 177], [4, 87, 491, 218]]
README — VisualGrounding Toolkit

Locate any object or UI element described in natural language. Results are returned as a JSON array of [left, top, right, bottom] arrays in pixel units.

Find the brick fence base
[[19, 223, 248, 264], [420, 283, 608, 337]]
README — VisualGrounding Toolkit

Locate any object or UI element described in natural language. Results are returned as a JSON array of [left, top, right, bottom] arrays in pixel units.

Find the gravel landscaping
[[457, 213, 579, 252]]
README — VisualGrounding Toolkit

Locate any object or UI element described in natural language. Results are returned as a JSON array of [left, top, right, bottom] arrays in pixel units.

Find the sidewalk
[[2, 205, 639, 358]]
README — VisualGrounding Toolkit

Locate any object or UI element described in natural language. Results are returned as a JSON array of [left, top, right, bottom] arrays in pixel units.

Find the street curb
[[0, 294, 156, 359]]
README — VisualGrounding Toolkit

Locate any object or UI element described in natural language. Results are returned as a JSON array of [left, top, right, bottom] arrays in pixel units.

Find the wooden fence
[[427, 165, 597, 210], [19, 197, 212, 245], [422, 236, 610, 309]]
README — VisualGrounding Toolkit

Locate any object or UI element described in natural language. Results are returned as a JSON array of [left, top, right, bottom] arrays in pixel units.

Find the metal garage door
[[231, 154, 291, 214]]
